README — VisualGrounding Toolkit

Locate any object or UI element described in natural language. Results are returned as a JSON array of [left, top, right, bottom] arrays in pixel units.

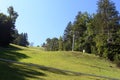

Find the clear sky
[[0, 0, 120, 46]]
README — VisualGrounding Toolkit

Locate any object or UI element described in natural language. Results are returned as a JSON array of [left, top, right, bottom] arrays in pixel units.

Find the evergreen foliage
[[44, 38, 59, 51], [44, 0, 120, 64], [0, 6, 29, 47], [13, 33, 29, 47], [0, 6, 18, 46]]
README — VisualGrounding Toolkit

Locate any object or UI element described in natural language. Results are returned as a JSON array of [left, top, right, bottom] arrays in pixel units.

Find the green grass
[[0, 44, 120, 80]]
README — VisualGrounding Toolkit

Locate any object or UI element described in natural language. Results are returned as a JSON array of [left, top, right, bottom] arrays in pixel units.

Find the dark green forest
[[0, 6, 29, 47], [43, 0, 120, 65]]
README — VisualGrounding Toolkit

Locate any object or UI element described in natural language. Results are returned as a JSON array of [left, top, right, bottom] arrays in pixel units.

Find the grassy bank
[[0, 44, 120, 80]]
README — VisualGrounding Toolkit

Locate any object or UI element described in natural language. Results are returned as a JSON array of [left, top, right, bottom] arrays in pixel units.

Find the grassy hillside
[[0, 44, 120, 80]]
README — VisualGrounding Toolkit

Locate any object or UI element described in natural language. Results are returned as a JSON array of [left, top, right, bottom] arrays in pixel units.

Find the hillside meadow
[[0, 44, 120, 80]]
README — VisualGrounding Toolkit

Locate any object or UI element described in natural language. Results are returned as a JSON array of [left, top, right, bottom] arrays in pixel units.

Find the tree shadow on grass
[[0, 45, 46, 80], [0, 50, 29, 61], [25, 63, 80, 76], [0, 45, 29, 61], [0, 61, 46, 80]]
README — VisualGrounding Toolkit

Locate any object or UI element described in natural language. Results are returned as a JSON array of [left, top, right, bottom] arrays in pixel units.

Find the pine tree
[[13, 33, 29, 47], [72, 12, 89, 51], [95, 0, 120, 58], [63, 22, 73, 51]]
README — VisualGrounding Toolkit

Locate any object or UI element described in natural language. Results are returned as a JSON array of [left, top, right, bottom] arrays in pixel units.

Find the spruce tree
[[95, 0, 120, 58]]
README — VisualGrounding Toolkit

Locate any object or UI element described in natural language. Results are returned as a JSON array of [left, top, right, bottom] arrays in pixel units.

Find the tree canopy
[[0, 6, 29, 47], [0, 6, 18, 46], [43, 0, 120, 64]]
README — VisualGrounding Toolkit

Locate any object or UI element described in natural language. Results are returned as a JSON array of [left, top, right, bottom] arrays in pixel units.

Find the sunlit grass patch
[[0, 45, 120, 80]]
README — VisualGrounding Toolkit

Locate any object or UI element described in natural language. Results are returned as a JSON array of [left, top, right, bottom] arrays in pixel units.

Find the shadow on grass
[[24, 63, 81, 76], [0, 45, 23, 50], [38, 66, 70, 75], [0, 50, 29, 61], [0, 61, 46, 80], [0, 45, 29, 61], [0, 45, 46, 80]]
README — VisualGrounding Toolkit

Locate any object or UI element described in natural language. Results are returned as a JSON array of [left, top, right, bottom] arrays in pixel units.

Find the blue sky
[[0, 0, 120, 46]]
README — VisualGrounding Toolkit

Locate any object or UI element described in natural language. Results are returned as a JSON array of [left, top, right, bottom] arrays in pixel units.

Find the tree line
[[43, 0, 120, 64], [0, 6, 29, 47]]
